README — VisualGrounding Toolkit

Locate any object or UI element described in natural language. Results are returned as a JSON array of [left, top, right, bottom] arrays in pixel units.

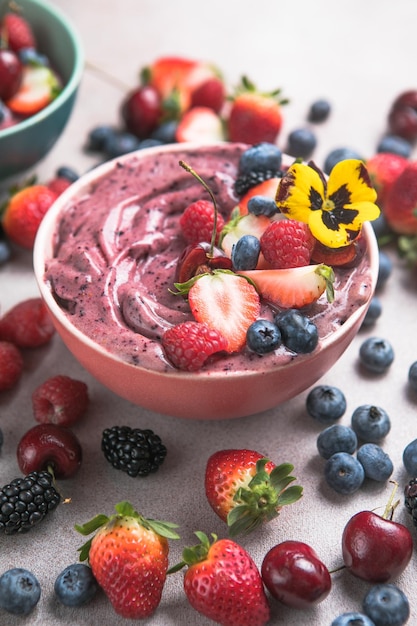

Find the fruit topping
[[76, 501, 179, 619], [205, 448, 302, 536], [101, 425, 167, 476], [32, 375, 89, 426], [1, 10, 36, 52], [0, 470, 61, 534], [5, 65, 62, 116], [17, 423, 83, 479], [179, 198, 225, 245], [162, 320, 228, 371], [168, 531, 271, 626], [260, 219, 315, 269]]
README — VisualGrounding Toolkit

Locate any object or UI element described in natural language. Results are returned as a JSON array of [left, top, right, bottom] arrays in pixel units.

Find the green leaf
[[77, 537, 94, 563], [74, 513, 109, 536], [146, 519, 180, 540], [278, 485, 303, 506]]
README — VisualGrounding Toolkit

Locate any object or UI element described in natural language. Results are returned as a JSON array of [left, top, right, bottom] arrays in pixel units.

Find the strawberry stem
[[179, 160, 218, 258]]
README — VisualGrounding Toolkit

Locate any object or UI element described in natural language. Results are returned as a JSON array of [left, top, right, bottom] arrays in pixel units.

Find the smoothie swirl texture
[[44, 143, 374, 374]]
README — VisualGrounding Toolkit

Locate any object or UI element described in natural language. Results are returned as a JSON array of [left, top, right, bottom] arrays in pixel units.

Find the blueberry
[[324, 452, 365, 494], [151, 119, 179, 143], [54, 563, 99, 607], [331, 613, 376, 626], [408, 361, 417, 392], [274, 309, 318, 354], [351, 405, 391, 443], [247, 195, 278, 217], [0, 568, 41, 615], [0, 239, 11, 266], [246, 319, 281, 355], [324, 147, 363, 175], [0, 102, 5, 124], [287, 128, 317, 159], [86, 125, 118, 152], [238, 142, 282, 174], [372, 213, 391, 240], [231, 234, 261, 270], [137, 138, 164, 150], [308, 99, 331, 123], [376, 250, 393, 290], [359, 337, 394, 373], [362, 584, 410, 626], [18, 47, 49, 67], [357, 443, 393, 481], [306, 385, 347, 424], [103, 131, 141, 158], [317, 424, 358, 459], [377, 134, 412, 158], [361, 296, 382, 327], [56, 166, 79, 182], [403, 438, 417, 475]]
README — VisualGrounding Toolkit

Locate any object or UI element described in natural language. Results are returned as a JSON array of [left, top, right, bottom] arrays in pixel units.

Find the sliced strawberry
[[238, 264, 335, 309], [238, 177, 281, 215], [176, 106, 225, 143], [187, 270, 260, 352], [220, 212, 272, 268], [6, 65, 62, 116]]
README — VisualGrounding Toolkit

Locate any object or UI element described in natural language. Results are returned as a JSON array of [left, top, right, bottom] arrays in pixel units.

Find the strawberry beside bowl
[[0, 0, 84, 182], [33, 142, 379, 420]]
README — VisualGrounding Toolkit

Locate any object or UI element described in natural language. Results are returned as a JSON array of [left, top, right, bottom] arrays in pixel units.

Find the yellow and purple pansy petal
[[275, 159, 380, 248]]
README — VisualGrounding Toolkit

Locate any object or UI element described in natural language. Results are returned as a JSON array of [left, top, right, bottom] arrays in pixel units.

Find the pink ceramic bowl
[[33, 143, 379, 420]]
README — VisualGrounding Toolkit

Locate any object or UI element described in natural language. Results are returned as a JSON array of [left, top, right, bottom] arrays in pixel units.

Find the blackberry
[[404, 477, 417, 527], [234, 169, 281, 196], [0, 471, 61, 535], [102, 425, 167, 477]]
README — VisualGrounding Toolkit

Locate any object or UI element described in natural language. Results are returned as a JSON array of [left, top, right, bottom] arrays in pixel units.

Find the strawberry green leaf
[[277, 485, 304, 506], [74, 513, 109, 536], [145, 518, 180, 540]]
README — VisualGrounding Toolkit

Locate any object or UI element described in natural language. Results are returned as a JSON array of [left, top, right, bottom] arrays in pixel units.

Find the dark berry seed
[[101, 425, 167, 477], [246, 319, 281, 355], [306, 385, 347, 424]]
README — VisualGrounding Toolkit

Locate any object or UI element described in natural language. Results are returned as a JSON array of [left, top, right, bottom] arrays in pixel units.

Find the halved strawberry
[[184, 270, 260, 352], [238, 264, 335, 309], [176, 106, 225, 143], [220, 212, 272, 268], [6, 65, 62, 116], [238, 177, 281, 215]]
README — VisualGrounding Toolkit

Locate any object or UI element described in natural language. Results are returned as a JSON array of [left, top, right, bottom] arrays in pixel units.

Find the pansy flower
[[275, 159, 380, 248]]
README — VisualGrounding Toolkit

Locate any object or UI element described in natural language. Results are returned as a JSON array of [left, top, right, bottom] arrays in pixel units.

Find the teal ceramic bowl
[[0, 0, 84, 182]]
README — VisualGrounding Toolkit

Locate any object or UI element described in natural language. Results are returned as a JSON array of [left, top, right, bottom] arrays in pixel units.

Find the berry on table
[[286, 127, 317, 159], [85, 124, 118, 152], [308, 99, 331, 123], [54, 563, 99, 607], [361, 296, 382, 327], [316, 424, 358, 459], [324, 452, 365, 494], [402, 438, 417, 475], [246, 319, 281, 354], [0, 297, 55, 348], [357, 443, 393, 481], [362, 584, 410, 626], [376, 250, 393, 290], [0, 568, 41, 615], [0, 470, 61, 534], [274, 309, 318, 353], [377, 134, 412, 158], [101, 425, 167, 477], [359, 337, 394, 373], [331, 613, 377, 626], [306, 385, 347, 424], [408, 361, 417, 392], [351, 404, 391, 443], [0, 340, 24, 392], [323, 147, 363, 175], [32, 375, 89, 427]]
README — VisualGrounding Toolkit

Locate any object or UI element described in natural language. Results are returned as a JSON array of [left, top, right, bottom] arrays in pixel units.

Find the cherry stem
[[382, 480, 399, 520], [179, 160, 218, 258]]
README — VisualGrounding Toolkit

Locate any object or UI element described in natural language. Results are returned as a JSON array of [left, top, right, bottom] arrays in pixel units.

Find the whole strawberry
[[76, 501, 179, 619], [205, 449, 302, 536], [170, 531, 270, 626], [2, 184, 58, 249], [383, 160, 417, 234], [366, 152, 408, 208], [227, 76, 287, 144]]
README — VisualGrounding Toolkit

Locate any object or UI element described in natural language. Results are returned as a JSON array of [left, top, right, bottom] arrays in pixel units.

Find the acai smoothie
[[44, 143, 376, 374]]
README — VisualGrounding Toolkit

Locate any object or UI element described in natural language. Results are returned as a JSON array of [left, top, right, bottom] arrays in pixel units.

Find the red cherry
[[0, 48, 23, 101], [261, 540, 331, 609], [176, 241, 232, 283], [121, 84, 162, 138], [342, 509, 413, 582], [17, 423, 82, 479], [388, 90, 417, 142]]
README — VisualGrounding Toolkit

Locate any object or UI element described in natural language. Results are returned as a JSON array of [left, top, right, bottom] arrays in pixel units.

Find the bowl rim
[[0, 0, 84, 140], [33, 142, 380, 382]]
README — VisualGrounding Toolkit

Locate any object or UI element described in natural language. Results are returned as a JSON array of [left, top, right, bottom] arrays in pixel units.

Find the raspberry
[[179, 199, 225, 245], [0, 341, 24, 391], [162, 321, 228, 371], [0, 471, 60, 534], [101, 425, 167, 477], [1, 13, 36, 52], [0, 298, 55, 348], [46, 177, 73, 197], [32, 375, 89, 426], [260, 220, 315, 269]]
